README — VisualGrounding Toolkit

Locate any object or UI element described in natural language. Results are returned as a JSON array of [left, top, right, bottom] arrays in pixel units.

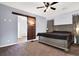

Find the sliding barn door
[[27, 16, 36, 40]]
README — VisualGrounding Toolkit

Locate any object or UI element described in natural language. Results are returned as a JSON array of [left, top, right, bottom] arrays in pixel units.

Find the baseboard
[[0, 38, 37, 48], [0, 43, 17, 48], [27, 39, 38, 42], [0, 40, 28, 48]]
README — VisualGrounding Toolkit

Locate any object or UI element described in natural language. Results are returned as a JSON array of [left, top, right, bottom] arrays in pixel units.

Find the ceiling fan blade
[[43, 2, 45, 4], [50, 7, 56, 10], [51, 2, 58, 5], [44, 9, 46, 12], [47, 2, 49, 6], [37, 6, 45, 9], [44, 7, 48, 12], [43, 2, 46, 6], [43, 2, 49, 7]]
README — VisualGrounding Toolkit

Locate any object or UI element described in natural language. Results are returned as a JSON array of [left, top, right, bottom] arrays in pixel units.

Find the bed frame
[[38, 31, 73, 51]]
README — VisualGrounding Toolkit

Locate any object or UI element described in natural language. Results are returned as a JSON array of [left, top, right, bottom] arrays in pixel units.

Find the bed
[[37, 31, 74, 51]]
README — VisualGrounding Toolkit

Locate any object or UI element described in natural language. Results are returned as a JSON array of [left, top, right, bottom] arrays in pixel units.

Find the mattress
[[37, 31, 72, 40]]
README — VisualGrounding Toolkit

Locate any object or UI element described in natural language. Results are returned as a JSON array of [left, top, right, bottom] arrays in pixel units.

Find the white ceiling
[[1, 2, 79, 20]]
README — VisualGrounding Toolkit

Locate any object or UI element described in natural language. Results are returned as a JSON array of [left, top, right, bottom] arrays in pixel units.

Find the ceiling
[[1, 2, 79, 20]]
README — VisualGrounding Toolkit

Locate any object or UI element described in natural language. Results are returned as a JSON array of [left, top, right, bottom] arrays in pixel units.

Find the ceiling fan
[[36, 2, 58, 12]]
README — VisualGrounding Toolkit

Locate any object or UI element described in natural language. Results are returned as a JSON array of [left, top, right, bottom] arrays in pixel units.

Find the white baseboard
[[0, 40, 27, 48], [27, 39, 38, 42], [0, 37, 38, 48], [0, 43, 17, 48]]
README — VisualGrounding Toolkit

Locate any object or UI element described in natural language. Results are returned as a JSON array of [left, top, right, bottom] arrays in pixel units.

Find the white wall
[[18, 15, 27, 38], [54, 13, 72, 25], [0, 4, 17, 47], [36, 16, 47, 40], [54, 10, 79, 25], [36, 16, 47, 33]]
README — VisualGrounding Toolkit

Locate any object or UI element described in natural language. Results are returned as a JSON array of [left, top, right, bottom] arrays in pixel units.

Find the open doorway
[[18, 15, 27, 43], [18, 16, 36, 42]]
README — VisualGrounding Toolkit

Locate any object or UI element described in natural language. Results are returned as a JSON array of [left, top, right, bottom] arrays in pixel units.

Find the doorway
[[12, 12, 36, 41], [18, 15, 27, 43], [27, 16, 36, 40]]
